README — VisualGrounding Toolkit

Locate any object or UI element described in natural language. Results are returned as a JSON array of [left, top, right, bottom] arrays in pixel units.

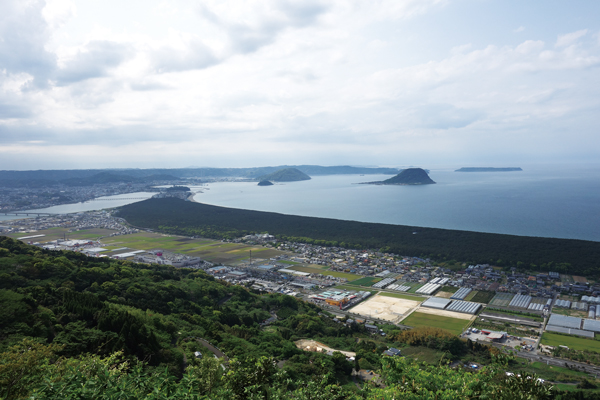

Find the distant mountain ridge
[[456, 167, 522, 172], [0, 165, 399, 183], [257, 168, 311, 182]]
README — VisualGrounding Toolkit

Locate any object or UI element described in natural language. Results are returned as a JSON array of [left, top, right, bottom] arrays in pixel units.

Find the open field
[[349, 295, 421, 323], [13, 229, 288, 265], [401, 346, 449, 364], [415, 307, 474, 321], [347, 277, 382, 286], [407, 284, 424, 293], [435, 291, 454, 299], [294, 339, 356, 358], [378, 292, 426, 301], [469, 291, 495, 304], [95, 232, 286, 264], [541, 332, 600, 352], [401, 312, 470, 335], [287, 265, 361, 280], [8, 227, 118, 242]]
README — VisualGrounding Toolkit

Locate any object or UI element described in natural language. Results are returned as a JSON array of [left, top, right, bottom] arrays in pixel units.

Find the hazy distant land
[[455, 167, 523, 172]]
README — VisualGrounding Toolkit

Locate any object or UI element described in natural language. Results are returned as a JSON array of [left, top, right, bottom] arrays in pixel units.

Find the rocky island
[[361, 167, 436, 185], [456, 167, 522, 172], [257, 168, 311, 182], [257, 180, 274, 186]]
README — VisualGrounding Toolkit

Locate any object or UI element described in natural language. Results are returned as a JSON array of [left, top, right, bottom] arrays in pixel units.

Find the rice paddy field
[[401, 312, 470, 335], [541, 332, 600, 352]]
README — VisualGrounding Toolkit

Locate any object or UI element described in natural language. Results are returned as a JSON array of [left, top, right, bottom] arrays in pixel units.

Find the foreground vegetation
[[117, 198, 600, 276]]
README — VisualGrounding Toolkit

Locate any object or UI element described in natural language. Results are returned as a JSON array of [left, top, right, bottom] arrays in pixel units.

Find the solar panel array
[[554, 299, 572, 308], [582, 319, 600, 332], [445, 300, 481, 314], [509, 294, 532, 309], [451, 287, 472, 300], [372, 278, 396, 288], [547, 314, 582, 329], [546, 325, 594, 338], [416, 283, 441, 295], [421, 297, 451, 309]]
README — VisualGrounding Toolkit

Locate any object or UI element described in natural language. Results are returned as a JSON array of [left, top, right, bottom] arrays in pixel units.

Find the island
[[257, 167, 311, 182], [361, 168, 435, 185], [257, 180, 274, 186], [455, 167, 522, 172]]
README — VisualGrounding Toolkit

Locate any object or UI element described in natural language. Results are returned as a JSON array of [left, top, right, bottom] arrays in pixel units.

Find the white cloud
[[556, 29, 588, 47]]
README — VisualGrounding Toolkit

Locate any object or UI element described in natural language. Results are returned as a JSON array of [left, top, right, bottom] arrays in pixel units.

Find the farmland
[[347, 277, 382, 286], [541, 332, 600, 352], [401, 312, 470, 335]]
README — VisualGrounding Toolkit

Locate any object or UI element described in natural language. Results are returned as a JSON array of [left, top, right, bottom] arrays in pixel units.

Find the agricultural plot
[[348, 277, 382, 286], [401, 312, 470, 335], [541, 332, 600, 352], [97, 232, 286, 264], [469, 291, 495, 304], [9, 227, 117, 242], [489, 292, 514, 307], [349, 295, 421, 323], [407, 284, 424, 293]]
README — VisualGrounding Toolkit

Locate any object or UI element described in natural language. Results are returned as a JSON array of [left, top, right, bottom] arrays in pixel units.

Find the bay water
[[192, 166, 600, 242]]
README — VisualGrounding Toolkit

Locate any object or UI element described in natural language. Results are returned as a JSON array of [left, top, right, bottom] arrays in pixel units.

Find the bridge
[[1, 212, 57, 217]]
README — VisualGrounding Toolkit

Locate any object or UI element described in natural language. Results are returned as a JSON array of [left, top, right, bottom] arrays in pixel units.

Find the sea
[[2, 167, 599, 242], [191, 166, 600, 243]]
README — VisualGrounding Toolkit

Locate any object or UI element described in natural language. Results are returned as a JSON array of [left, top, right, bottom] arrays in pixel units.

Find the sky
[[1, 0, 599, 170]]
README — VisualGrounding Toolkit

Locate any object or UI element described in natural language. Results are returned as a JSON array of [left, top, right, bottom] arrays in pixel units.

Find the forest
[[118, 198, 600, 276]]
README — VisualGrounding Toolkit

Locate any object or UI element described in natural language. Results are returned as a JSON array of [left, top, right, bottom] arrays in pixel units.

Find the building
[[383, 348, 402, 357]]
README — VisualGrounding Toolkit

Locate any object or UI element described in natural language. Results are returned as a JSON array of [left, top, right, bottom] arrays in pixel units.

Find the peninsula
[[362, 168, 435, 185], [455, 167, 522, 172]]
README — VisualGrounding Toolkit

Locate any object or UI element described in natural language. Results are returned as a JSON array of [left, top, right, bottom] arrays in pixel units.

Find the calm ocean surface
[[0, 192, 155, 222], [192, 166, 600, 242]]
